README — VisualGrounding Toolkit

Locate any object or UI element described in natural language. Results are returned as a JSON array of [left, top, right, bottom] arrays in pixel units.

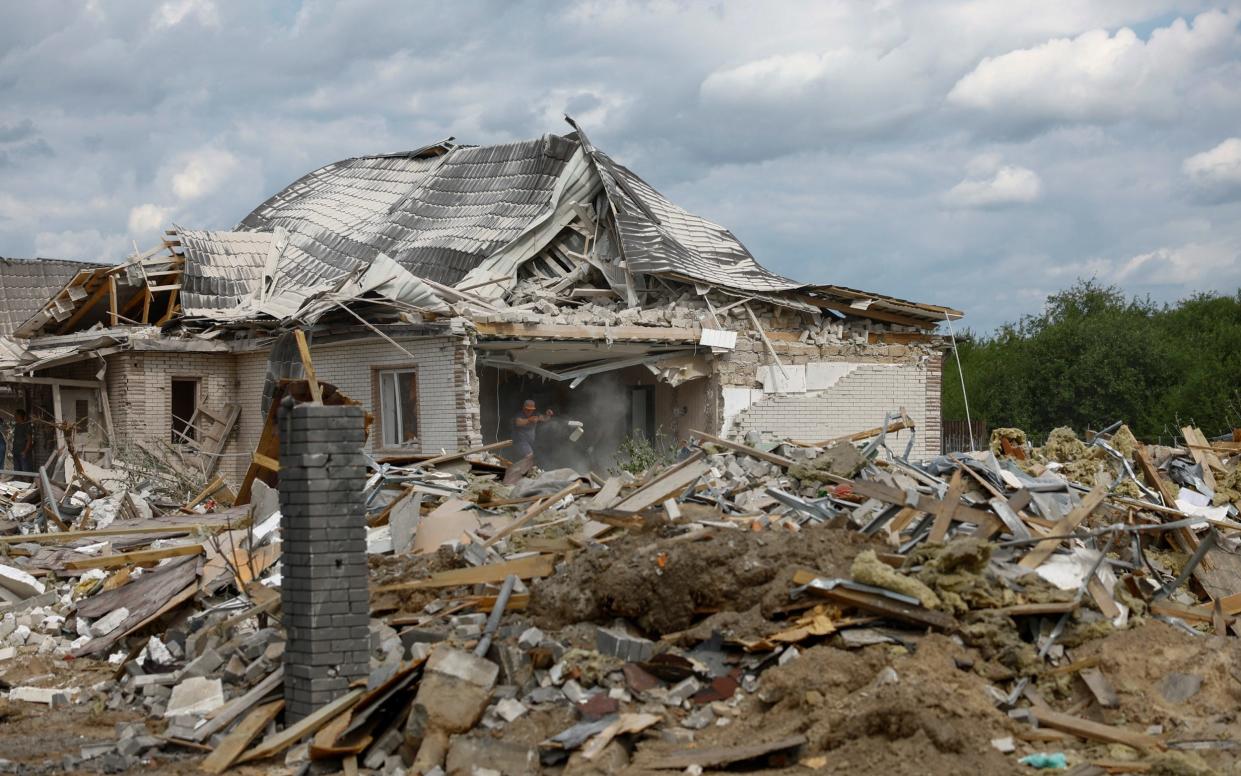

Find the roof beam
[[55, 277, 111, 334], [472, 322, 700, 342], [794, 294, 937, 330]]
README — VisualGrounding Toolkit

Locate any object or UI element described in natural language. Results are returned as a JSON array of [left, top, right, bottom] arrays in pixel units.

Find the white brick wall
[[230, 335, 466, 482], [730, 360, 938, 459]]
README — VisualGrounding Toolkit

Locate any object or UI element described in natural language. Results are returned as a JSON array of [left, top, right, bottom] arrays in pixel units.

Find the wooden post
[[294, 330, 323, 403], [51, 382, 65, 450], [107, 274, 119, 327]]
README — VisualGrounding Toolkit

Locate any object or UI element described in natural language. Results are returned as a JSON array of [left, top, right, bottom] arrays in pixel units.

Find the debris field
[[1, 383, 1240, 776]]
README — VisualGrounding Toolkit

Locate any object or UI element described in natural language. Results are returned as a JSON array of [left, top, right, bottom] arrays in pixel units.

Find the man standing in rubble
[[512, 399, 553, 462]]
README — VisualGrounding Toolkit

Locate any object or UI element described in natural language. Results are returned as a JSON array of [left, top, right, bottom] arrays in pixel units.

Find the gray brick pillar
[[278, 400, 370, 723]]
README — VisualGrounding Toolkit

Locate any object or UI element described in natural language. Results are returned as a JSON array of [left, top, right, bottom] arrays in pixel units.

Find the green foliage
[[612, 427, 675, 475], [943, 280, 1241, 442]]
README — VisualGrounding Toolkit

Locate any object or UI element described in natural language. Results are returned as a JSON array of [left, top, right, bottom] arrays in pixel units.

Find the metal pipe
[[474, 574, 518, 658]]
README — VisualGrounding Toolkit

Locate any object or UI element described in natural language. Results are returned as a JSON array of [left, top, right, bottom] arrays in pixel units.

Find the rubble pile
[[1, 400, 1240, 775]]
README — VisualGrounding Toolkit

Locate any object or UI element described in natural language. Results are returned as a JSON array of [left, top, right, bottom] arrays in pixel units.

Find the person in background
[[12, 409, 33, 479], [0, 412, 7, 476], [512, 399, 553, 462]]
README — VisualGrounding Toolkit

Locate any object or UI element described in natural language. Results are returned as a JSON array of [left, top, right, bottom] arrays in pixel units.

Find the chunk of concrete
[[163, 677, 224, 718], [0, 564, 44, 599], [595, 626, 654, 662], [446, 736, 538, 776], [414, 647, 499, 733], [389, 494, 421, 555], [90, 608, 130, 637], [9, 686, 79, 705], [181, 647, 223, 679]]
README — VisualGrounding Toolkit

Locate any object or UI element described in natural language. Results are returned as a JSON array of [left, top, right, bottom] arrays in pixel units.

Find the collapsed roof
[[14, 119, 962, 339], [0, 257, 99, 336]]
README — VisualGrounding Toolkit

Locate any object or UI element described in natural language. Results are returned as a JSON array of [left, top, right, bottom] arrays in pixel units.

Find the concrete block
[[163, 677, 224, 718], [90, 607, 130, 637], [0, 563, 45, 599], [595, 626, 655, 662]]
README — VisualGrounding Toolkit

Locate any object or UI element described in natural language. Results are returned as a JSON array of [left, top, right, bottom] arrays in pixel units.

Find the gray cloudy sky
[[3, 1, 1241, 332]]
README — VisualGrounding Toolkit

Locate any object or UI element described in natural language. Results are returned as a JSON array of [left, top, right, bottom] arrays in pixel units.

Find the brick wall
[[232, 334, 469, 482], [729, 360, 940, 460], [88, 351, 244, 474]]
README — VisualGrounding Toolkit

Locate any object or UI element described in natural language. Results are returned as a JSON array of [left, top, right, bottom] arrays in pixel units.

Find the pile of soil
[[528, 526, 879, 636]]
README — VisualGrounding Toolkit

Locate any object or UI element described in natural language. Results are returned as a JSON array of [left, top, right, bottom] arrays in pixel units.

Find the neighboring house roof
[[0, 257, 100, 336]]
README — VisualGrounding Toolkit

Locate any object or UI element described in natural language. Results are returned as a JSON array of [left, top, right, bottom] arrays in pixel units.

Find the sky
[[2, 1, 1241, 333]]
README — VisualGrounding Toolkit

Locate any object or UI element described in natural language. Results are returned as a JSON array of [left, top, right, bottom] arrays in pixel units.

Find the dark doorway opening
[[171, 378, 198, 443]]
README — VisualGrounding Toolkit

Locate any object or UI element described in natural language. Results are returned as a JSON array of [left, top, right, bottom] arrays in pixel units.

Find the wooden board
[[1019, 484, 1107, 569], [372, 554, 556, 594], [483, 484, 579, 548], [473, 322, 701, 342], [0, 523, 208, 545], [793, 571, 959, 631], [928, 468, 964, 543], [689, 430, 793, 468], [611, 461, 708, 513], [193, 668, 284, 742], [641, 735, 807, 770], [199, 699, 284, 774], [63, 543, 202, 570], [1032, 708, 1162, 750], [237, 689, 364, 764], [848, 479, 1003, 535]]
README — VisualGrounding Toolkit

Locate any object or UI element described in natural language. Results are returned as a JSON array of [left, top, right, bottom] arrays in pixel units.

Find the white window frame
[[375, 366, 419, 448]]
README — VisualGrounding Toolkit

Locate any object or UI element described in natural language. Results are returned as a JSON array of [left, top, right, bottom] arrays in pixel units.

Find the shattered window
[[378, 368, 418, 447]]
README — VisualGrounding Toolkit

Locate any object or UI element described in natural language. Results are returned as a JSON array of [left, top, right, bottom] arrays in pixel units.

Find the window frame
[[372, 365, 420, 450]]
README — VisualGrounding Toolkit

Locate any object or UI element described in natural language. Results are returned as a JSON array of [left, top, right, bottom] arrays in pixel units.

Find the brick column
[[278, 401, 370, 722]]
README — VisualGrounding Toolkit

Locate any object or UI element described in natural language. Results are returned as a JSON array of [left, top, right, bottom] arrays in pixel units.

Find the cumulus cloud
[[1183, 137, 1241, 202], [170, 147, 241, 201], [948, 10, 1241, 132], [943, 163, 1043, 208], [0, 1, 1239, 332], [1114, 240, 1240, 285], [127, 203, 172, 236], [152, 0, 219, 30]]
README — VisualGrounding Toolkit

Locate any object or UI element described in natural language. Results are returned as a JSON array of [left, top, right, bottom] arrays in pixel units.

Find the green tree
[[943, 280, 1241, 441]]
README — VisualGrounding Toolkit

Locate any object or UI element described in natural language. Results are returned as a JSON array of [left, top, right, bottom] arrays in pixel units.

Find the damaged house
[[0, 120, 961, 486]]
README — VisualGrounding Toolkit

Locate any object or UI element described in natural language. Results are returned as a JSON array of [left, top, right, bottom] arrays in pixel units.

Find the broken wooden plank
[[1031, 708, 1162, 751], [372, 554, 556, 594], [237, 688, 364, 764], [0, 523, 208, 545], [848, 479, 1003, 535], [63, 543, 203, 570], [611, 460, 709, 513], [1181, 426, 1220, 490], [199, 699, 284, 774], [643, 735, 807, 770], [483, 483, 580, 547], [294, 329, 323, 403], [413, 440, 512, 468], [193, 667, 284, 742], [796, 575, 959, 631], [689, 430, 793, 468], [929, 468, 964, 543], [473, 322, 701, 342], [1019, 484, 1108, 569]]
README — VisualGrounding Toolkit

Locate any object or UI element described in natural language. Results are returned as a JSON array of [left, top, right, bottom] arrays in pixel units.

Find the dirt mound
[[630, 635, 1023, 775], [529, 526, 878, 636]]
